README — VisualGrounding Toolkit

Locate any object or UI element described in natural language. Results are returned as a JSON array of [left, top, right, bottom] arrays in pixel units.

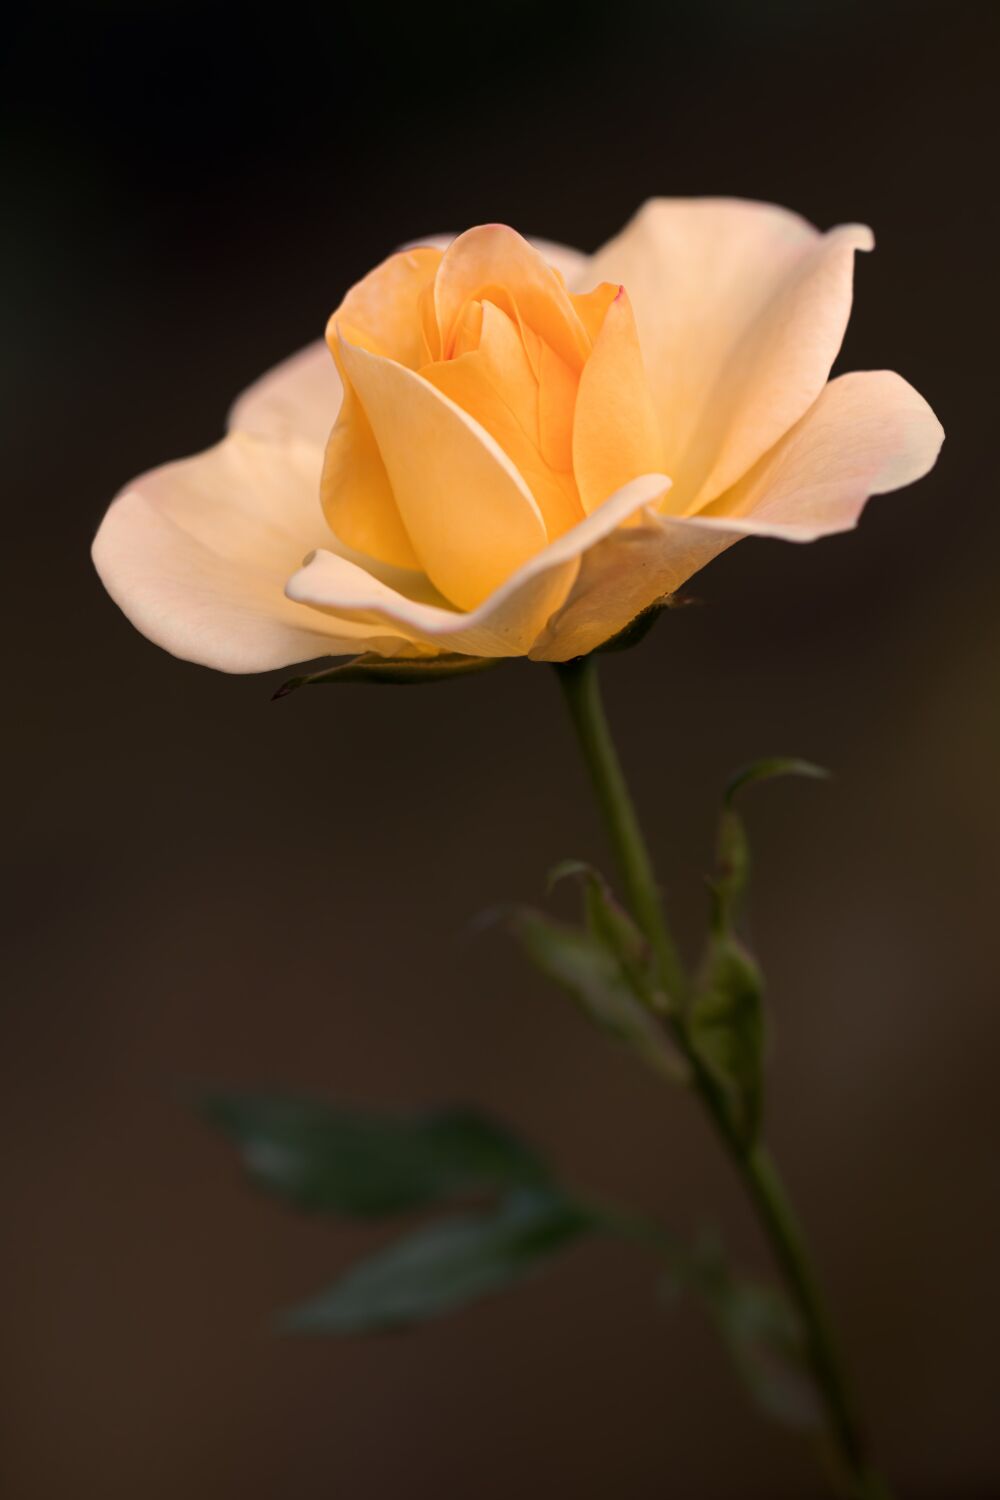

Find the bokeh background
[[5, 1, 999, 1495]]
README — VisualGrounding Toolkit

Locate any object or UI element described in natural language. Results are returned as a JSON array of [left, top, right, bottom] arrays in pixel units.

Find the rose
[[92, 199, 942, 671]]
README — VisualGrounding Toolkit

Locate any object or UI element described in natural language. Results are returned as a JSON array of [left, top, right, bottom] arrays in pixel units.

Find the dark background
[[4, 1, 999, 1495]]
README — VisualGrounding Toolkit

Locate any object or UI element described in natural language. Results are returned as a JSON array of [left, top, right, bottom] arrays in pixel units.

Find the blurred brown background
[[4, 1, 999, 1495]]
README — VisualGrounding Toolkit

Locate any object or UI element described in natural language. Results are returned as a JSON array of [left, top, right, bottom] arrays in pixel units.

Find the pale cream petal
[[92, 433, 409, 673], [705, 369, 943, 527], [533, 370, 943, 661], [338, 335, 548, 610], [228, 341, 342, 448], [286, 473, 671, 658], [583, 198, 872, 510]]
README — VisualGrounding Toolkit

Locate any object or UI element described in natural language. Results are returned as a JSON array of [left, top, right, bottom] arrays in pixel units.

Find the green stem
[[554, 655, 889, 1500]]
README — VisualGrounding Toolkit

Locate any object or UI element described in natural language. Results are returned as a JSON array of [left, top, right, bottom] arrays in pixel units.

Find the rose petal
[[422, 300, 583, 538], [405, 233, 590, 289], [583, 198, 873, 510], [532, 370, 943, 661], [337, 334, 549, 610], [432, 225, 592, 370], [286, 472, 671, 658], [92, 433, 409, 673], [572, 286, 664, 514], [228, 341, 342, 448], [327, 245, 443, 366], [321, 379, 422, 570]]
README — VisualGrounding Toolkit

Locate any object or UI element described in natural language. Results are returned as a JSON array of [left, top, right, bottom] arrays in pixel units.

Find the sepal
[[274, 652, 501, 698], [690, 758, 828, 1144]]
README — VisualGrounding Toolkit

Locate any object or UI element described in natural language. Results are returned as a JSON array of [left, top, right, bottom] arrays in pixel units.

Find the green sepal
[[274, 652, 502, 698], [691, 757, 830, 1139], [689, 935, 766, 1143], [713, 761, 827, 931], [593, 595, 674, 654], [201, 1093, 549, 1217], [724, 757, 830, 808], [280, 1187, 598, 1333], [547, 859, 665, 1010], [509, 905, 684, 1081]]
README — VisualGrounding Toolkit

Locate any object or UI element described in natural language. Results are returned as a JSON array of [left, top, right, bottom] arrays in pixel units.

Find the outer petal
[[92, 432, 409, 673], [532, 370, 943, 661], [228, 341, 342, 448], [286, 473, 671, 658], [583, 198, 872, 510], [338, 335, 549, 610]]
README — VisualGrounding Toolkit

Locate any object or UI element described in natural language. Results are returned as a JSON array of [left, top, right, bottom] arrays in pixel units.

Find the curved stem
[[554, 655, 889, 1500]]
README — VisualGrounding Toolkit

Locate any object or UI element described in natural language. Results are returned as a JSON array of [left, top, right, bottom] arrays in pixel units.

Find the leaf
[[509, 907, 683, 1081], [690, 935, 765, 1142], [274, 652, 501, 698], [673, 1236, 821, 1428], [202, 1094, 548, 1217], [281, 1189, 597, 1333]]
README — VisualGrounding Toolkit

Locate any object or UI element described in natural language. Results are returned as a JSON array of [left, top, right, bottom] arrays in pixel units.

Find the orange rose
[[93, 200, 942, 670]]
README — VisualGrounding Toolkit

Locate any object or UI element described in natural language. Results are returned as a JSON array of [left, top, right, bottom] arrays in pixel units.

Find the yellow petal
[[533, 369, 943, 661], [422, 300, 583, 539], [92, 433, 409, 672], [326, 245, 442, 367], [405, 232, 590, 290], [585, 198, 872, 510], [572, 287, 664, 514], [535, 338, 577, 474], [321, 380, 421, 570], [338, 334, 548, 609], [286, 473, 671, 658], [433, 225, 591, 370], [569, 280, 619, 341]]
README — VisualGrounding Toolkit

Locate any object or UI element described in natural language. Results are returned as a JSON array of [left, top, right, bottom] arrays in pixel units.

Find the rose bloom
[[93, 199, 942, 670]]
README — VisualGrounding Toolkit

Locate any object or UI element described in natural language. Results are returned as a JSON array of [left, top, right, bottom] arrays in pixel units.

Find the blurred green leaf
[[202, 1094, 548, 1217], [510, 907, 683, 1080], [666, 1236, 820, 1428], [281, 1188, 597, 1332], [274, 652, 501, 698]]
